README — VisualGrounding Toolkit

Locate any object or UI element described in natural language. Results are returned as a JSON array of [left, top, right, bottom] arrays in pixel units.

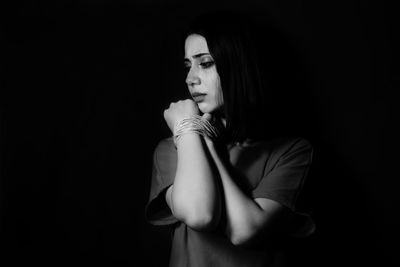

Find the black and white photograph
[[1, 1, 397, 266]]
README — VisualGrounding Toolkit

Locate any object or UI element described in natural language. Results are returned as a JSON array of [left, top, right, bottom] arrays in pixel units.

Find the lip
[[191, 92, 206, 103]]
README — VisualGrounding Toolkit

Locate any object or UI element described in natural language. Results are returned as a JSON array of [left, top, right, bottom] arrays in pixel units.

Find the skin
[[184, 34, 224, 115], [163, 34, 289, 246], [162, 35, 223, 230], [164, 34, 223, 131]]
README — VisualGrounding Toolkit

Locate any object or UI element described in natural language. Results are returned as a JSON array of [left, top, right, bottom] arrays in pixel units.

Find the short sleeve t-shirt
[[145, 137, 314, 267]]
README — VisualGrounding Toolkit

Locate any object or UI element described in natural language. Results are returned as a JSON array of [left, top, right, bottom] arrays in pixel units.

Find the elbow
[[183, 212, 219, 231], [229, 225, 260, 247], [229, 232, 253, 247], [173, 204, 220, 231], [171, 195, 220, 231]]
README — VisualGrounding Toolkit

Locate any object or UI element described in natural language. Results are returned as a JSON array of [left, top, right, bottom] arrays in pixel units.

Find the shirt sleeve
[[145, 138, 179, 226], [252, 138, 313, 210], [251, 138, 315, 237]]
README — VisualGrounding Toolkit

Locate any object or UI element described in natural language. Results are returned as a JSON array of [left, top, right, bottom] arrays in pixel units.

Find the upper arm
[[255, 197, 292, 232], [254, 197, 286, 214], [252, 138, 313, 211], [145, 139, 178, 226], [249, 138, 314, 240], [253, 197, 292, 231]]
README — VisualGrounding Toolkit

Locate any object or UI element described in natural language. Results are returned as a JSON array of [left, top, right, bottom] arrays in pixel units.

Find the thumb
[[202, 113, 212, 121]]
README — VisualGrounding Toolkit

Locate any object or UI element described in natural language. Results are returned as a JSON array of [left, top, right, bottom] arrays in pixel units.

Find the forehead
[[184, 34, 210, 58]]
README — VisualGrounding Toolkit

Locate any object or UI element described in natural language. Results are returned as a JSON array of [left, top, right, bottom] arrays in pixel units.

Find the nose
[[185, 66, 200, 87]]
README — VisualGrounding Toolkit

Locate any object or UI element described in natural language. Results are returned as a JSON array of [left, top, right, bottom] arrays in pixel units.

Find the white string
[[173, 115, 221, 145]]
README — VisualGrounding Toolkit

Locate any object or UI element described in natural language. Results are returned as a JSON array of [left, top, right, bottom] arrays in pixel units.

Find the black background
[[1, 1, 397, 266]]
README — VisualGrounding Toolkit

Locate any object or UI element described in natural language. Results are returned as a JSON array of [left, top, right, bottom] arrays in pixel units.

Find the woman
[[145, 11, 315, 267]]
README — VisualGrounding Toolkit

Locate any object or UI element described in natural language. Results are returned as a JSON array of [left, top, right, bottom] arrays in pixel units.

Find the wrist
[[173, 115, 221, 146], [175, 132, 202, 147]]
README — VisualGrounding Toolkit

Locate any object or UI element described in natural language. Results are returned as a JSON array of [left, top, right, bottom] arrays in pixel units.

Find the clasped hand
[[164, 99, 208, 133]]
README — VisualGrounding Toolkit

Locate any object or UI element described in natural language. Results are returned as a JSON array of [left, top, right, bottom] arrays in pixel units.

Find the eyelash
[[184, 61, 215, 71], [200, 61, 215, 68]]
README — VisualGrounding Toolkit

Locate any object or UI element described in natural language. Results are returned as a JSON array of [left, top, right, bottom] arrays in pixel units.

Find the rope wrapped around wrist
[[173, 115, 221, 145]]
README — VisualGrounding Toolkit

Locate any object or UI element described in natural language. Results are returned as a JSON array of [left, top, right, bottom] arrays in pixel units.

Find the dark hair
[[183, 11, 266, 143]]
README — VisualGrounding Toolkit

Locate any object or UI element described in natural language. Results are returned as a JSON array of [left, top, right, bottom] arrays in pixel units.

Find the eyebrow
[[184, 53, 211, 61]]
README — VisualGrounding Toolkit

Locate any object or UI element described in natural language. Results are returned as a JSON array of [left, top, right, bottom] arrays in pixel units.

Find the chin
[[198, 103, 215, 114], [198, 102, 224, 116]]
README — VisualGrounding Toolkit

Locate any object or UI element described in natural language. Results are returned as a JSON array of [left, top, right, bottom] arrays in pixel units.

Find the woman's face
[[184, 34, 224, 114]]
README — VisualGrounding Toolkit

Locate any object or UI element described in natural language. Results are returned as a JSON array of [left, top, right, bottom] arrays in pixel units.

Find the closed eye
[[200, 61, 215, 68]]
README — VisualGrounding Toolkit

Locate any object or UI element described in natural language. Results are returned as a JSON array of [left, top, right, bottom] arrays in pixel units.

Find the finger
[[202, 113, 212, 121]]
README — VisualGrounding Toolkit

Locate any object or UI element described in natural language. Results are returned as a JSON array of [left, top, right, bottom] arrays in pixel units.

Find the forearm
[[205, 141, 273, 245], [170, 133, 221, 230]]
